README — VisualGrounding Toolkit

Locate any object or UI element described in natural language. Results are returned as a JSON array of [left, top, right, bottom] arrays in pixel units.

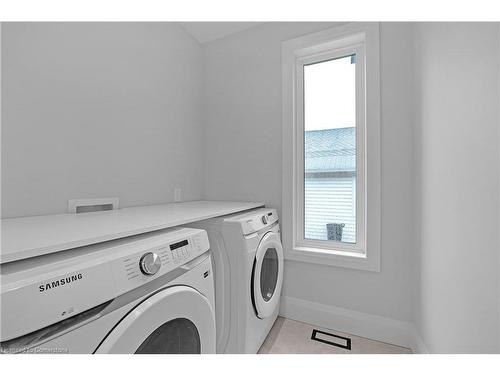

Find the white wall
[[414, 23, 500, 353], [202, 23, 416, 322], [1, 23, 203, 218], [498, 23, 500, 353]]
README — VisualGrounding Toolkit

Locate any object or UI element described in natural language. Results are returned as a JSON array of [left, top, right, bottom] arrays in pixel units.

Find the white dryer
[[191, 208, 284, 353], [0, 227, 215, 354]]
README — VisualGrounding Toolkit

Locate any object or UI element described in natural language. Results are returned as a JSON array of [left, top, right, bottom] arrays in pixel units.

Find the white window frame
[[282, 23, 380, 272]]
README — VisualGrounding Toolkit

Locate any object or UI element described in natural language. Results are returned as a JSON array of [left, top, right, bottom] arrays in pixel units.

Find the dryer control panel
[[226, 208, 279, 235]]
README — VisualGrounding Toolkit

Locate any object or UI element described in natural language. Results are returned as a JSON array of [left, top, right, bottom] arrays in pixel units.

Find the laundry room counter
[[1, 200, 264, 264]]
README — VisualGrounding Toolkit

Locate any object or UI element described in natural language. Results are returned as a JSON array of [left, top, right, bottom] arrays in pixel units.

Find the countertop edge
[[1, 201, 265, 264]]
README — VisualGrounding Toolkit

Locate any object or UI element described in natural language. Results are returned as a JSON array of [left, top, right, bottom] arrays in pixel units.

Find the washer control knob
[[261, 215, 268, 225], [139, 252, 161, 276]]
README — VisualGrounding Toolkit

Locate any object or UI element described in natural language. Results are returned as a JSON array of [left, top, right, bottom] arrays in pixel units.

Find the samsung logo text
[[39, 274, 83, 292]]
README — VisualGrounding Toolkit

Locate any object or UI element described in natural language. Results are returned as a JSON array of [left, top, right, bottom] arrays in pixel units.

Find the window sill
[[286, 245, 380, 272]]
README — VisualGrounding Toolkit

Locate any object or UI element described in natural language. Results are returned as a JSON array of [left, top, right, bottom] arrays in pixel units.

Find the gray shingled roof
[[305, 127, 356, 173]]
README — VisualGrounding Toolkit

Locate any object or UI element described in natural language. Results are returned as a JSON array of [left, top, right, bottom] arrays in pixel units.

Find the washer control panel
[[139, 252, 162, 275], [114, 228, 210, 294]]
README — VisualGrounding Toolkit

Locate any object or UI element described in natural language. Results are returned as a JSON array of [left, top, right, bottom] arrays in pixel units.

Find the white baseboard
[[280, 296, 428, 353], [408, 325, 429, 354]]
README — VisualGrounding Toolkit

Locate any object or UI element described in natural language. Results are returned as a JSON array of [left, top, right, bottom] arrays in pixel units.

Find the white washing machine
[[191, 208, 284, 353], [0, 227, 216, 354]]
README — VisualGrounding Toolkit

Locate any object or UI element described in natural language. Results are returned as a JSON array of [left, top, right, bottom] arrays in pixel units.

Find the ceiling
[[180, 22, 263, 44]]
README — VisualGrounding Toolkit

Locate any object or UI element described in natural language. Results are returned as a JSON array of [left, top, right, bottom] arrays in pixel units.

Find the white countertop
[[1, 200, 264, 264]]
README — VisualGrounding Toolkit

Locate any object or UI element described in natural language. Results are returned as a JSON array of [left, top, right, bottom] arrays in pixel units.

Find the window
[[304, 54, 357, 245], [282, 23, 380, 271]]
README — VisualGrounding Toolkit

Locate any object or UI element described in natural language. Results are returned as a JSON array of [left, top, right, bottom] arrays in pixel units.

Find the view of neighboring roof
[[305, 127, 356, 173]]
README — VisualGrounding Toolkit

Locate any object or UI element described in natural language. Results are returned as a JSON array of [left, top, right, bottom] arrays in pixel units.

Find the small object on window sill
[[327, 223, 345, 241]]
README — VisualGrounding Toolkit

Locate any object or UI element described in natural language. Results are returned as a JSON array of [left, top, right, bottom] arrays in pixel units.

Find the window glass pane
[[304, 55, 356, 244]]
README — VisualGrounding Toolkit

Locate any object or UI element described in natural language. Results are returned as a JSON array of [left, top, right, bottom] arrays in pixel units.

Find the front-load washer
[[191, 208, 283, 353], [0, 227, 215, 354]]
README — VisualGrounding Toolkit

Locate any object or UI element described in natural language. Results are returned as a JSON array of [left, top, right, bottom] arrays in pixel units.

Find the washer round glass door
[[252, 231, 284, 319], [95, 286, 215, 354]]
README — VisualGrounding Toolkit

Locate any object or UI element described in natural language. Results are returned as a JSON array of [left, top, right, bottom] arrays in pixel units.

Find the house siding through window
[[305, 176, 356, 243], [304, 127, 356, 243]]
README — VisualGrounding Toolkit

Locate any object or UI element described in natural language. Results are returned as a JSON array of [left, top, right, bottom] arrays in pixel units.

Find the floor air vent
[[311, 329, 351, 350]]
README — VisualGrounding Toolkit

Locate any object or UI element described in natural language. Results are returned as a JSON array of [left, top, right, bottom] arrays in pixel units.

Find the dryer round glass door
[[94, 286, 215, 354], [252, 231, 284, 319]]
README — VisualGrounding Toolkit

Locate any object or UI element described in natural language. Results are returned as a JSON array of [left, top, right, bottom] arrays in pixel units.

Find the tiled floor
[[258, 317, 412, 354]]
